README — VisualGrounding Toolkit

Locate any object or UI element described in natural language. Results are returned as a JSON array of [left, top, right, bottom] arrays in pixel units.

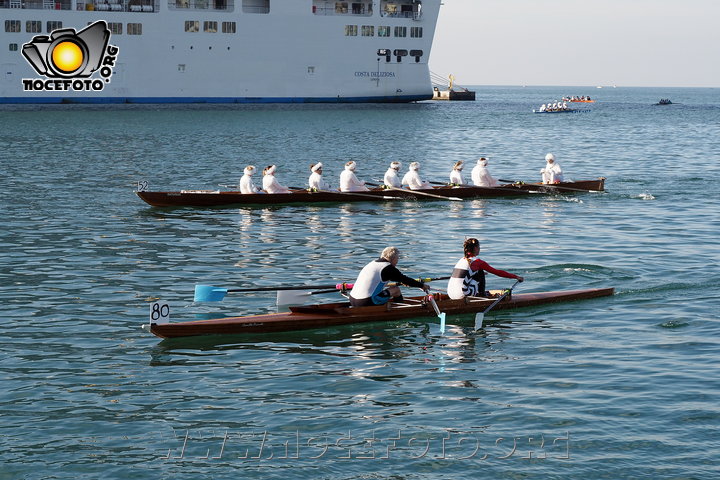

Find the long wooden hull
[[149, 287, 614, 338], [136, 179, 605, 207]]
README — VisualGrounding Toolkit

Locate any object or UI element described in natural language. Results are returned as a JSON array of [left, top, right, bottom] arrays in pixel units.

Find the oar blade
[[439, 312, 446, 334], [474, 312, 484, 331], [194, 285, 229, 302], [276, 290, 311, 306]]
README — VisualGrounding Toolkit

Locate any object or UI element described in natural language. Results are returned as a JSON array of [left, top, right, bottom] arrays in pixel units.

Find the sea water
[[1, 86, 719, 479]]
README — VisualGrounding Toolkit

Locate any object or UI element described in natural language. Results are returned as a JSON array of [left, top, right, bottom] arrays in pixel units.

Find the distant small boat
[[655, 99, 673, 105]]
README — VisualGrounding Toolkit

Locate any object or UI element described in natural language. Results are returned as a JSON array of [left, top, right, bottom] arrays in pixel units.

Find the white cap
[[545, 153, 555, 162], [409, 162, 420, 171], [454, 161, 463, 170], [478, 157, 488, 166], [345, 161, 356, 171], [264, 165, 276, 175], [390, 161, 401, 170], [244, 165, 256, 175], [311, 162, 323, 173]]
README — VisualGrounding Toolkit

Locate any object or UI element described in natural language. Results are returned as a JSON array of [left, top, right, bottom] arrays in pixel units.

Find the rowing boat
[[147, 287, 614, 338], [135, 179, 606, 207]]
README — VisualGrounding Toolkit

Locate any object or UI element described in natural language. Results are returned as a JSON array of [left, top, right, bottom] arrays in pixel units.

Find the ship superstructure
[[1, 0, 440, 103]]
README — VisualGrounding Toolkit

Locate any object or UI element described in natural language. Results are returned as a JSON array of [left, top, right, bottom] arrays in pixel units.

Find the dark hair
[[463, 238, 480, 257]]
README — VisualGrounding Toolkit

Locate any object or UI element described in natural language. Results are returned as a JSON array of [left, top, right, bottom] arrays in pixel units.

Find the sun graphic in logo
[[51, 40, 85, 74]]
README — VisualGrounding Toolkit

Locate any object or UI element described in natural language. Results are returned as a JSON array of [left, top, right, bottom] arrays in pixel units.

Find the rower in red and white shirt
[[447, 238, 523, 299]]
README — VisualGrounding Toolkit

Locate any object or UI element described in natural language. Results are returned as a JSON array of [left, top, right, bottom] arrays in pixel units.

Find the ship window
[[108, 22, 122, 34], [344, 25, 357, 36], [185, 20, 200, 32], [242, 0, 269, 14], [5, 21, 21, 33], [378, 26, 390, 37], [9, 43, 19, 52], [393, 26, 406, 37], [127, 23, 143, 35], [221, 21, 236, 33], [410, 26, 423, 38], [361, 25, 374, 37], [26, 21, 42, 33], [47, 21, 63, 32], [204, 21, 218, 32], [351, 3, 364, 14], [409, 49, 422, 57], [335, 2, 347, 14]]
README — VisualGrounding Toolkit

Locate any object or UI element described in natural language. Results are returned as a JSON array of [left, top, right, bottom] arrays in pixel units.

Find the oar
[[427, 294, 446, 334], [194, 283, 352, 302], [366, 182, 463, 202], [276, 276, 450, 305], [474, 280, 521, 330], [538, 184, 603, 194], [313, 188, 399, 201]]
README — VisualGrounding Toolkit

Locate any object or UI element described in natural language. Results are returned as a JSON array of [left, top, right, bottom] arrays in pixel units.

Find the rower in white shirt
[[383, 161, 402, 188], [339, 161, 370, 192], [262, 165, 292, 193], [401, 162, 431, 190]]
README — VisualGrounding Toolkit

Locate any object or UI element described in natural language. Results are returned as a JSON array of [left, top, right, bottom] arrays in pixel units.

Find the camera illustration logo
[[21, 20, 119, 92]]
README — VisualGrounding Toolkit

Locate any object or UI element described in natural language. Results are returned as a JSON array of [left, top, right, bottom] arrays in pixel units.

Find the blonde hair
[[380, 246, 400, 261]]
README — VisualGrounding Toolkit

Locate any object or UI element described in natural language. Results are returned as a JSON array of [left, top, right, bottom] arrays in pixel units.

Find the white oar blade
[[439, 313, 446, 334], [474, 312, 484, 331], [276, 290, 311, 306]]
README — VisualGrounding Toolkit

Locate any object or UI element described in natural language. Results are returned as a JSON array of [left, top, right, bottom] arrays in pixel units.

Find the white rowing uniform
[[450, 169, 465, 185], [263, 174, 291, 193], [309, 171, 331, 191], [384, 167, 402, 188], [471, 159, 498, 187], [239, 174, 260, 194]]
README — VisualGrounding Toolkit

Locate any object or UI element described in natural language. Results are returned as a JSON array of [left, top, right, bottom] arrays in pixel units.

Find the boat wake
[[637, 192, 656, 200]]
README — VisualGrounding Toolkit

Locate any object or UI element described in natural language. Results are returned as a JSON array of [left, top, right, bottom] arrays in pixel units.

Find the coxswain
[[447, 238, 524, 299], [401, 162, 431, 190], [262, 165, 292, 193], [471, 157, 498, 187], [449, 160, 466, 185], [239, 165, 261, 194], [540, 153, 563, 184], [339, 161, 370, 192], [349, 246, 430, 307], [308, 162, 331, 191], [384, 161, 402, 188], [539, 104, 547, 112]]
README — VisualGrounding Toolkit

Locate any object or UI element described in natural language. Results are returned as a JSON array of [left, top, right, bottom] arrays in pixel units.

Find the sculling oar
[[474, 279, 521, 330], [194, 283, 353, 302], [276, 276, 451, 306], [427, 294, 446, 334], [313, 188, 399, 201], [366, 182, 463, 202]]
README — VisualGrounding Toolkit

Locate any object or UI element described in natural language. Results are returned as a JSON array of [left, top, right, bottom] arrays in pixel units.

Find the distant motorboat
[[655, 99, 673, 105]]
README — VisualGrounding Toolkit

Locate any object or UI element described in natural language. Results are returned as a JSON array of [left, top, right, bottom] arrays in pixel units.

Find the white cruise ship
[[0, 0, 440, 103]]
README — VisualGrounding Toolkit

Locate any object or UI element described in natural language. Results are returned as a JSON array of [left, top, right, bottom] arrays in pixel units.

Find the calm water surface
[[1, 87, 719, 479]]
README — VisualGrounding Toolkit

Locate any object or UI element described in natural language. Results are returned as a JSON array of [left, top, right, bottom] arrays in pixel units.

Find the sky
[[429, 0, 720, 88]]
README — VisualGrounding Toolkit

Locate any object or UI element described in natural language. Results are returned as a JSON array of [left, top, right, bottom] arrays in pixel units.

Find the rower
[[348, 246, 430, 307], [308, 162, 332, 191], [471, 157, 498, 187], [401, 162, 431, 190], [540, 153, 563, 184], [449, 160, 467, 185], [447, 238, 524, 299], [262, 165, 292, 193], [384, 161, 402, 188], [239, 165, 262, 194], [339, 161, 370, 192]]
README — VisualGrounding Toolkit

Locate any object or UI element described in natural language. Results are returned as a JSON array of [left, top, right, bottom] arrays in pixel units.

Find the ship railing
[[312, 5, 372, 16], [170, 0, 233, 9], [74, 0, 158, 11], [3, 0, 72, 8]]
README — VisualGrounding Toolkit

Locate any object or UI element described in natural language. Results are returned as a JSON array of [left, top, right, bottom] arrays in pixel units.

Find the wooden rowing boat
[[147, 287, 614, 338], [136, 179, 605, 207]]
